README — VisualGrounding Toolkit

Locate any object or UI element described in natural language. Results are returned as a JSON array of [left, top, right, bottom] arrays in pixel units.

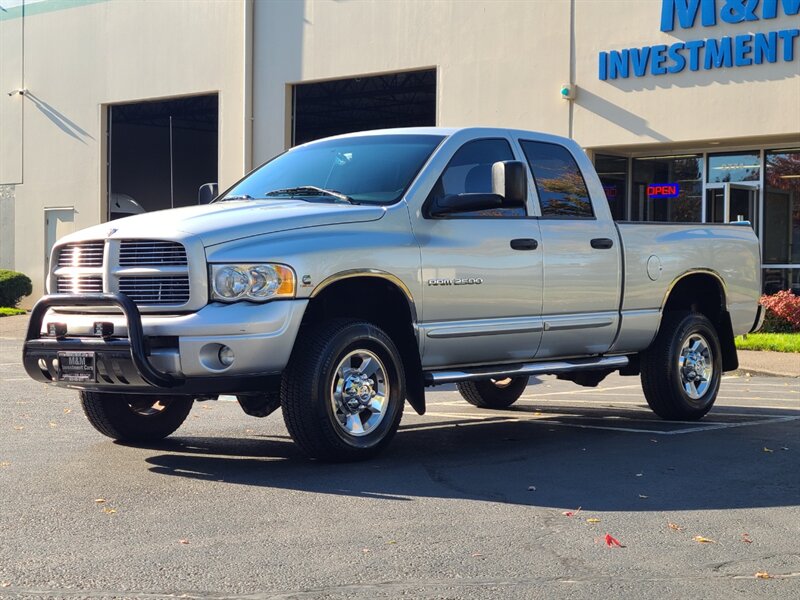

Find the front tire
[[281, 319, 405, 461], [641, 311, 722, 421], [457, 377, 529, 409], [80, 392, 194, 442]]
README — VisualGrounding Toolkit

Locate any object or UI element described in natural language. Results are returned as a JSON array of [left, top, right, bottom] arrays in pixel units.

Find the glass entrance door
[[705, 183, 759, 230]]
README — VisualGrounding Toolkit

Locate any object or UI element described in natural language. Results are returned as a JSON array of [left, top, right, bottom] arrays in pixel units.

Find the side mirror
[[492, 160, 527, 206], [429, 193, 503, 216], [198, 182, 219, 205]]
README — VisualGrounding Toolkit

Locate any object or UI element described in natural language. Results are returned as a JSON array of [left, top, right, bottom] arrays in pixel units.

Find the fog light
[[218, 345, 235, 367], [47, 322, 67, 339]]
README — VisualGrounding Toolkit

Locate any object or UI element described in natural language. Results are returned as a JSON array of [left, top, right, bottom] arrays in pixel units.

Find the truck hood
[[59, 199, 387, 246]]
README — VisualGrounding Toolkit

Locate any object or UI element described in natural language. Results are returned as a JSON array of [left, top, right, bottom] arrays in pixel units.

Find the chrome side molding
[[424, 355, 629, 385]]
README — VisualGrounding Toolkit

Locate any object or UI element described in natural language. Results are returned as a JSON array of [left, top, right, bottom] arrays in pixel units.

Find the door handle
[[510, 238, 538, 251], [590, 238, 614, 250]]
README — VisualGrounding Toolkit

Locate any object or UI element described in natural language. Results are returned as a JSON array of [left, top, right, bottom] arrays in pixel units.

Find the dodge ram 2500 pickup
[[23, 127, 764, 460]]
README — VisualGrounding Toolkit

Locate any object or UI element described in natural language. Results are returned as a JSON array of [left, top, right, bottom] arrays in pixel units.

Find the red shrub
[[759, 290, 800, 333]]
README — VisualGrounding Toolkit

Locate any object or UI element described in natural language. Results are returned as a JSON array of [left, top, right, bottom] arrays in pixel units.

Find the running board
[[424, 355, 629, 385]]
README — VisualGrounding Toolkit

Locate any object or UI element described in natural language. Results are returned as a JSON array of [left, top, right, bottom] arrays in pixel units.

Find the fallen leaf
[[741, 533, 753, 544], [586, 518, 601, 524], [533, 412, 543, 416], [604, 533, 624, 548], [692, 535, 715, 544], [755, 571, 772, 579], [471, 552, 483, 557], [48, 422, 57, 428], [361, 548, 370, 553], [386, 540, 397, 545], [63, 408, 72, 414], [763, 447, 774, 453], [527, 486, 536, 491], [0, 461, 10, 468], [12, 426, 23, 431], [179, 539, 190, 545], [102, 507, 117, 515], [562, 506, 582, 517], [638, 494, 649, 499], [0, 582, 9, 588], [94, 498, 106, 504]]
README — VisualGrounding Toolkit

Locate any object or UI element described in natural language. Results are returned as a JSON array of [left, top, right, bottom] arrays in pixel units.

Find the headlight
[[209, 264, 295, 302]]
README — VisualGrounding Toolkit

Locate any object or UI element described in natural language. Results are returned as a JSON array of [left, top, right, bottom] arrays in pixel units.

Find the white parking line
[[420, 410, 800, 436]]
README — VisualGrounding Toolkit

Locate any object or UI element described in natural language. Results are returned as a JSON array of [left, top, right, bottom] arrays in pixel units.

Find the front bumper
[[23, 294, 307, 394]]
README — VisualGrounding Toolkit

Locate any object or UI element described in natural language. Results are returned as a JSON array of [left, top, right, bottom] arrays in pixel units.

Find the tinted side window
[[427, 138, 526, 218], [520, 141, 594, 218]]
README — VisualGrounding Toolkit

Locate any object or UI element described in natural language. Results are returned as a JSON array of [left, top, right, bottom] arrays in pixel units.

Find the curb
[[733, 367, 799, 378]]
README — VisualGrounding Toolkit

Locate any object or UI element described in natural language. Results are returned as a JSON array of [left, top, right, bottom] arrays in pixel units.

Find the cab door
[[411, 137, 544, 368], [517, 139, 621, 358]]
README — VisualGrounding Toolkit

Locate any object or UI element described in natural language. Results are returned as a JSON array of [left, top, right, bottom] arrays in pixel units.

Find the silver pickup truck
[[23, 127, 764, 460]]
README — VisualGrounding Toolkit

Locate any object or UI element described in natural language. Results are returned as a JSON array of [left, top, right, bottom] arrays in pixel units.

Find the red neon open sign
[[647, 183, 680, 198]]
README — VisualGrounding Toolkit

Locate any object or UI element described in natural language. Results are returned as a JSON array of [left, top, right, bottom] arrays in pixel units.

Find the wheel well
[[302, 277, 425, 414], [662, 273, 738, 372]]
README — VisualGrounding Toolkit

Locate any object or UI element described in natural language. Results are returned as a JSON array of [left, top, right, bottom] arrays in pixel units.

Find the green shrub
[[0, 270, 32, 307]]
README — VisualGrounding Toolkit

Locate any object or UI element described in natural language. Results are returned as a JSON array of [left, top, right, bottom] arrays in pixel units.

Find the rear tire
[[281, 319, 405, 461], [80, 392, 194, 442], [457, 377, 529, 409], [641, 311, 722, 421]]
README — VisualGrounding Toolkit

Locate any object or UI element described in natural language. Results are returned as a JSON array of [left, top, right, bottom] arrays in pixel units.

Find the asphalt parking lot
[[1, 326, 798, 599]]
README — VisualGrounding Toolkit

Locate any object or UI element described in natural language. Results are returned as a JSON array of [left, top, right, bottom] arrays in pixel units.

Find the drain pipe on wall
[[243, 0, 254, 175]]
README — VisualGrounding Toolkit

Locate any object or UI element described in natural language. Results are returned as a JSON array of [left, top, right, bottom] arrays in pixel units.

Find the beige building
[[2, 0, 799, 305]]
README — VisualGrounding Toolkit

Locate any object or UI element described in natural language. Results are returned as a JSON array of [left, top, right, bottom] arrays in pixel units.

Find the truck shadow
[[142, 403, 800, 512]]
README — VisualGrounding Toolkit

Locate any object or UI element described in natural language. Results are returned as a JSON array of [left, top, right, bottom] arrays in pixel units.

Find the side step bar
[[424, 355, 629, 385]]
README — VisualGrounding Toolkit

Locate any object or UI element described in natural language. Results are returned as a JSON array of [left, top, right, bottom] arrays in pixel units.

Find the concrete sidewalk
[[1, 313, 797, 377]]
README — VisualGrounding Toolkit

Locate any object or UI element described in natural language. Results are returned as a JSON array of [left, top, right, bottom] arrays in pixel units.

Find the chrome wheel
[[330, 349, 389, 437], [678, 333, 713, 400]]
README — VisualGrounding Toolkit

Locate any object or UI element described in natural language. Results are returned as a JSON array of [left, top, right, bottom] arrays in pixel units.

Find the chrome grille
[[57, 242, 105, 268], [57, 276, 103, 294], [119, 275, 190, 305], [119, 240, 187, 266]]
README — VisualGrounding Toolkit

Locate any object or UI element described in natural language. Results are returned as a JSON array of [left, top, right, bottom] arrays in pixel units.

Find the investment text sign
[[599, 0, 799, 80]]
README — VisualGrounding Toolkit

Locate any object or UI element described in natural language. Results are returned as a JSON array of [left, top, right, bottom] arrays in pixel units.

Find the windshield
[[222, 134, 444, 205]]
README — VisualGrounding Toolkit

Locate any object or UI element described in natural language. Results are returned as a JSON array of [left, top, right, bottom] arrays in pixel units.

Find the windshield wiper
[[264, 186, 354, 204], [217, 194, 255, 202]]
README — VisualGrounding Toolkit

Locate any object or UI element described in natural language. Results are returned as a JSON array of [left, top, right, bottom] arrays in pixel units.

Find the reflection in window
[[521, 141, 593, 218], [632, 155, 703, 222], [764, 149, 800, 269], [595, 154, 628, 220], [763, 268, 800, 295], [708, 152, 760, 183]]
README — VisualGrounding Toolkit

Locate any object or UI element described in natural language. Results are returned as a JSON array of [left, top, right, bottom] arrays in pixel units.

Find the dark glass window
[[594, 154, 628, 220], [764, 148, 800, 267], [631, 155, 703, 222], [427, 138, 525, 217], [708, 152, 761, 183], [520, 141, 593, 218]]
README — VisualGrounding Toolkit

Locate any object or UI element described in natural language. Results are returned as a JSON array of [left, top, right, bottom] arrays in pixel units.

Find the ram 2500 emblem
[[427, 277, 484, 286]]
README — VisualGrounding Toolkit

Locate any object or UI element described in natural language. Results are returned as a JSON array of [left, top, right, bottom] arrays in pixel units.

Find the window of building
[[291, 69, 436, 146], [631, 155, 703, 222], [426, 138, 525, 217], [763, 149, 800, 286], [708, 152, 761, 183], [520, 141, 593, 218], [594, 154, 628, 220]]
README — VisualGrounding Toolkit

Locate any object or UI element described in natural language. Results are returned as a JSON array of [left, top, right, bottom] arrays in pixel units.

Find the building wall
[[253, 0, 800, 161], [0, 0, 249, 304]]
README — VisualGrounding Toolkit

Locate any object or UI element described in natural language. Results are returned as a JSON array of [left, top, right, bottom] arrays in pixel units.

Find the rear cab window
[[520, 140, 594, 219]]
